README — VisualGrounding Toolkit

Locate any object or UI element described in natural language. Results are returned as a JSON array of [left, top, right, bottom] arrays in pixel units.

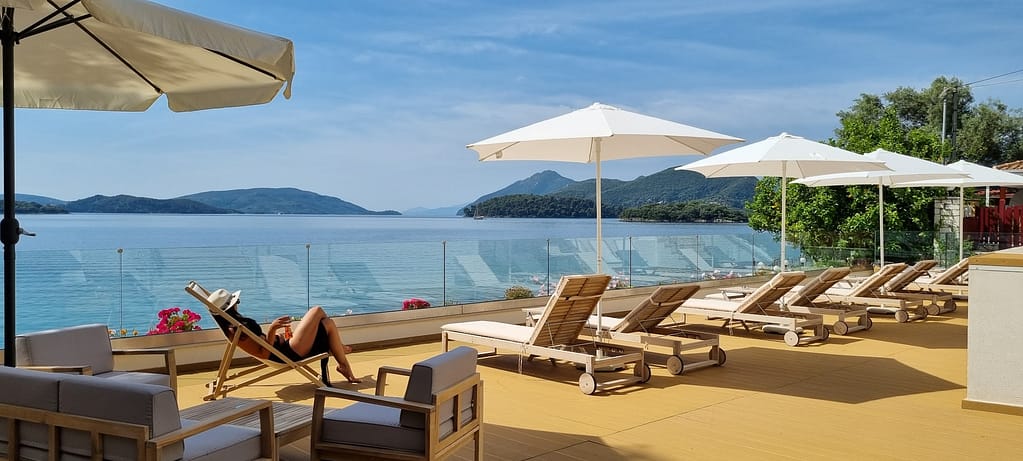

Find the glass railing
[[9, 228, 1019, 342], [0, 232, 810, 341]]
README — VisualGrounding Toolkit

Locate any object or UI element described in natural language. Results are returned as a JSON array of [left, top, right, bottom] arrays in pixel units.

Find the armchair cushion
[[16, 323, 115, 374], [0, 366, 63, 456], [58, 373, 184, 461], [179, 419, 263, 461], [320, 404, 425, 453], [400, 345, 478, 432]]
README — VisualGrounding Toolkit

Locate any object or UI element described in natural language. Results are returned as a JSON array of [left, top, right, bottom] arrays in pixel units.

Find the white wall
[[964, 247, 1023, 414]]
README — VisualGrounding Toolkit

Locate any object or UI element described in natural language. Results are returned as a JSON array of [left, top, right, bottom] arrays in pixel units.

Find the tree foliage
[[463, 194, 620, 218], [747, 76, 1023, 257], [619, 201, 746, 223]]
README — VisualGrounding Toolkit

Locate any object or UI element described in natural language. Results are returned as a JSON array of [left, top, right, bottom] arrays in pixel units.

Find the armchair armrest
[[113, 347, 178, 392], [148, 399, 275, 459], [18, 364, 93, 375], [314, 385, 436, 414], [375, 365, 411, 395]]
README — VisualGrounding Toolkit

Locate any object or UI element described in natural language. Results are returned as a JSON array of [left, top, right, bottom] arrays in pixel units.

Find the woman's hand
[[271, 315, 292, 328]]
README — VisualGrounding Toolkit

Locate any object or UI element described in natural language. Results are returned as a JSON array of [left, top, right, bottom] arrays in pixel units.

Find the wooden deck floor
[[175, 300, 1023, 460]]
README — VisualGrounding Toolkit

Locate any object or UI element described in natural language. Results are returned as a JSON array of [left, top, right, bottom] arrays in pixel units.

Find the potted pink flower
[[147, 307, 202, 335], [402, 298, 431, 310]]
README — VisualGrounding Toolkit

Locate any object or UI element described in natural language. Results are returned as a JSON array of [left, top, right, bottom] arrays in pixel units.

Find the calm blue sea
[[13, 214, 753, 251], [1, 214, 772, 342]]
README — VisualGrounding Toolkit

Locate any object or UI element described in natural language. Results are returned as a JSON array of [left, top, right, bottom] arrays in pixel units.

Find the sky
[[12, 0, 1023, 212]]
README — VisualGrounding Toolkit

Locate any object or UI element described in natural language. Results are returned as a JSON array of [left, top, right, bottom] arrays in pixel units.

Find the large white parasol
[[0, 0, 295, 364]]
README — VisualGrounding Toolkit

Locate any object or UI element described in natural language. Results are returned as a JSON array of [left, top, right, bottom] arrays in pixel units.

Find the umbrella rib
[[19, 0, 86, 39], [65, 14, 163, 94], [206, 48, 281, 81]]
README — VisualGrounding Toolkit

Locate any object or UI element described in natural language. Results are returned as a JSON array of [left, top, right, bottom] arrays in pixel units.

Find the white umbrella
[[677, 133, 890, 270], [893, 160, 1023, 260], [467, 102, 744, 273], [1, 0, 294, 364], [467, 102, 742, 337], [794, 148, 968, 265]]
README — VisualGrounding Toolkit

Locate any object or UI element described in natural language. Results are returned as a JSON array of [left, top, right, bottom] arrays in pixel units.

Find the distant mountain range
[[4, 169, 757, 215], [457, 168, 756, 216], [2, 189, 400, 215]]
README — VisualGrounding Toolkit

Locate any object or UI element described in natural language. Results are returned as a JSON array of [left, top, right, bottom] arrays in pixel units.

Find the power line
[[965, 68, 1023, 87], [970, 77, 1023, 89]]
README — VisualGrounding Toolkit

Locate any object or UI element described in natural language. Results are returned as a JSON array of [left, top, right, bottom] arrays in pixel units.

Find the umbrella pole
[[1, 8, 17, 367], [959, 186, 965, 261], [594, 139, 604, 338], [780, 164, 787, 272], [879, 183, 885, 266]]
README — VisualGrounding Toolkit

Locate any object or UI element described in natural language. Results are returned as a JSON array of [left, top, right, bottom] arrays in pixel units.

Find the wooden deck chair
[[882, 260, 957, 315], [909, 257, 970, 299], [776, 267, 874, 335], [441, 274, 650, 395], [587, 284, 725, 375], [678, 271, 828, 347], [822, 263, 928, 323], [186, 280, 331, 401]]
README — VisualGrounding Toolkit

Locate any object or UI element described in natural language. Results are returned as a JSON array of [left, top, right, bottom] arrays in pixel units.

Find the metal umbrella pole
[[2, 8, 18, 367]]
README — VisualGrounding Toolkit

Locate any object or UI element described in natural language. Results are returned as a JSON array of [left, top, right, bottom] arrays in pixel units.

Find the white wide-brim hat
[[207, 288, 241, 311]]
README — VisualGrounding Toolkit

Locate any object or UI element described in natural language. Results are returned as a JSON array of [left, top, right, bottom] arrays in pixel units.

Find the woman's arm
[[267, 316, 291, 342]]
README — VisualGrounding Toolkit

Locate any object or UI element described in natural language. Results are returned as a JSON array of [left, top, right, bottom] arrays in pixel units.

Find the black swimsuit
[[267, 322, 331, 363], [213, 309, 330, 363]]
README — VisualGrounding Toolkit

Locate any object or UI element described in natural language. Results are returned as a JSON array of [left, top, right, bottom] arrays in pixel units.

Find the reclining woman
[[207, 289, 361, 383]]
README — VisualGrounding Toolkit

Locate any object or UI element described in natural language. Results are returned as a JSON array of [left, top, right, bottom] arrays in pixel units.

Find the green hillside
[[552, 168, 756, 209], [67, 195, 232, 214], [179, 188, 399, 215]]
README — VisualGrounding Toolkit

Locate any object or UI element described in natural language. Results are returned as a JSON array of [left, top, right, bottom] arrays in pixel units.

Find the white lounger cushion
[[680, 298, 745, 313], [441, 321, 533, 343]]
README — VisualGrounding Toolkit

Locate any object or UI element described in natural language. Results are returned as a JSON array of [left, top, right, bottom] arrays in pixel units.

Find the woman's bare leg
[[288, 306, 360, 383]]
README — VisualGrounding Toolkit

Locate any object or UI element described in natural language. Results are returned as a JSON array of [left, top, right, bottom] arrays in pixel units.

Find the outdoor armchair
[[14, 323, 177, 392], [311, 346, 483, 461]]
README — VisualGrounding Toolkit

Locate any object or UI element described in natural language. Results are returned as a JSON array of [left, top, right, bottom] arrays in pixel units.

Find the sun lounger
[[526, 284, 725, 375], [186, 281, 331, 401], [908, 257, 969, 299], [823, 263, 928, 323], [774, 267, 875, 335], [441, 274, 650, 395], [679, 271, 828, 347], [882, 260, 958, 315]]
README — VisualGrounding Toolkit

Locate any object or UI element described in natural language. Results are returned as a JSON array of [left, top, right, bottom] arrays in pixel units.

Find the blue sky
[[14, 0, 1023, 212]]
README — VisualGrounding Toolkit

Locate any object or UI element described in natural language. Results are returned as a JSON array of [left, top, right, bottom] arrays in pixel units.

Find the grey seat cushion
[[180, 419, 263, 461], [98, 370, 172, 387], [15, 323, 115, 374], [321, 404, 425, 453], [0, 367, 64, 456], [58, 374, 184, 461], [400, 345, 478, 431]]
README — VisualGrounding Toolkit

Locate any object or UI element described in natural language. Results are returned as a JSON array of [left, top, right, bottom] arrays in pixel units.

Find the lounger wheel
[[858, 315, 873, 330], [783, 330, 801, 347], [916, 306, 929, 320], [667, 354, 685, 375], [943, 299, 956, 313], [821, 326, 830, 341], [895, 310, 910, 323], [634, 363, 652, 383], [950, 301, 957, 313], [833, 321, 850, 336], [926, 303, 940, 316], [579, 373, 597, 395], [711, 348, 727, 366]]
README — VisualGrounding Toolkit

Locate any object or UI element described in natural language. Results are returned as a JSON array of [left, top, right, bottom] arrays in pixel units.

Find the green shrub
[[505, 285, 534, 300]]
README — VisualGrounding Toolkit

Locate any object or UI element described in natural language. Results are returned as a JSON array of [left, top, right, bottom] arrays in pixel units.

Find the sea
[[1, 214, 777, 343]]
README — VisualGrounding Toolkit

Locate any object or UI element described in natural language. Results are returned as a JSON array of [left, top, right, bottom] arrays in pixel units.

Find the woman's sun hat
[[207, 288, 241, 311]]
